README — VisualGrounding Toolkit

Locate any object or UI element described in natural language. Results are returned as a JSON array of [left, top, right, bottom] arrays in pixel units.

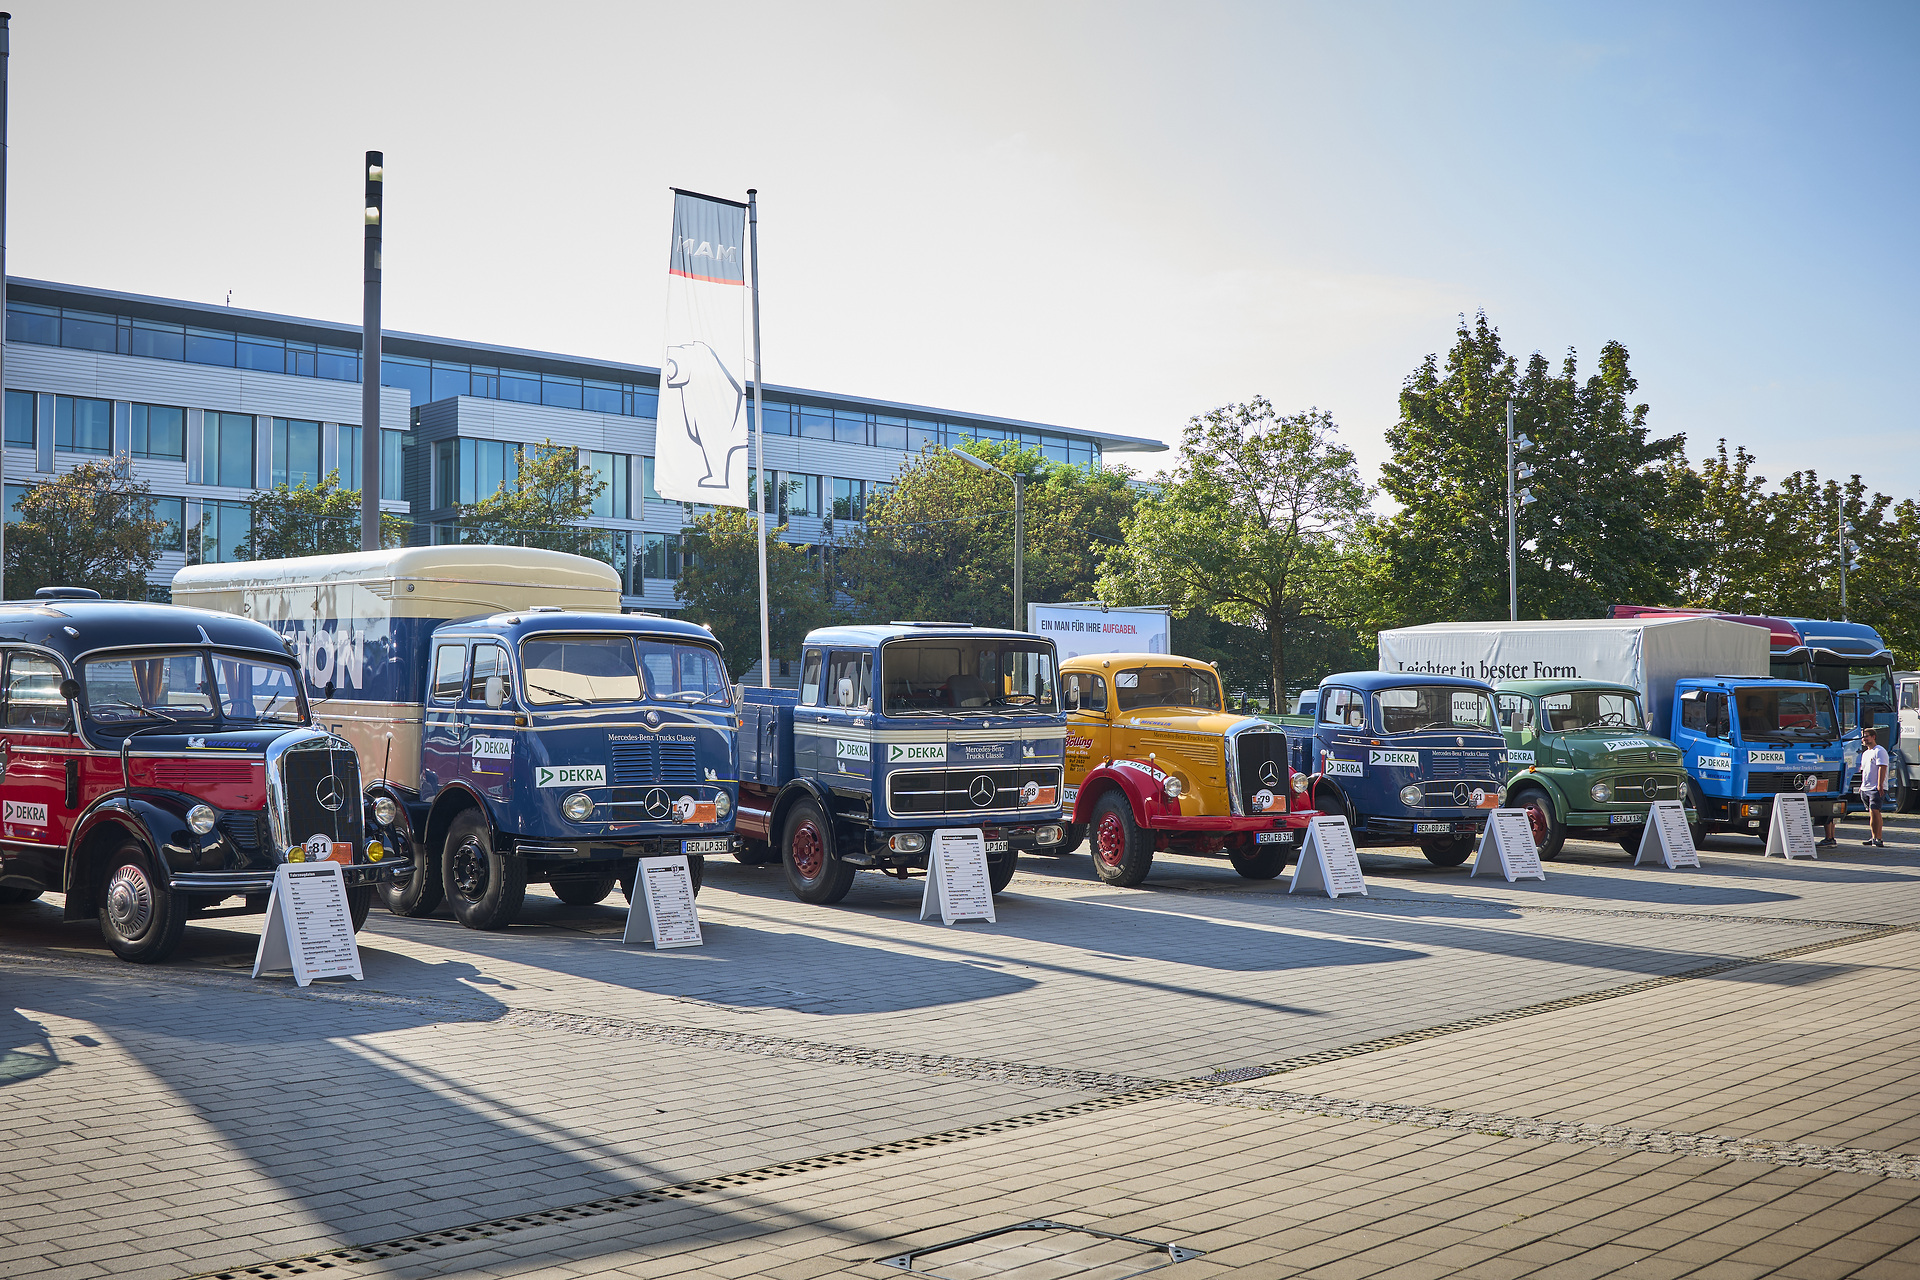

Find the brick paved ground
[[3, 814, 1916, 1278]]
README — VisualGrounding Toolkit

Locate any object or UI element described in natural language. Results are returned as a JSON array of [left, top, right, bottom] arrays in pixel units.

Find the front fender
[[364, 779, 419, 850], [63, 796, 192, 915], [772, 777, 840, 855], [1507, 770, 1573, 819], [1071, 761, 1169, 828]]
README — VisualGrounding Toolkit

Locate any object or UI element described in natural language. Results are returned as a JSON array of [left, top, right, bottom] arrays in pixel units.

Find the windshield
[[636, 639, 731, 704], [1375, 686, 1497, 735], [1538, 689, 1645, 731], [519, 635, 730, 707], [1115, 666, 1221, 713], [1734, 686, 1837, 740], [83, 651, 305, 727], [880, 638, 1057, 715]]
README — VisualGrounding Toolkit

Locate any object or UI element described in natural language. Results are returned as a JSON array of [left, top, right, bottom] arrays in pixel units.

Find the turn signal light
[[367, 840, 385, 862]]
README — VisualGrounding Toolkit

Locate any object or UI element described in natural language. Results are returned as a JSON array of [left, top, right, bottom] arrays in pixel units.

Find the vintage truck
[[0, 591, 405, 962], [736, 623, 1068, 903], [1281, 670, 1507, 865], [173, 547, 738, 930], [1058, 652, 1314, 886]]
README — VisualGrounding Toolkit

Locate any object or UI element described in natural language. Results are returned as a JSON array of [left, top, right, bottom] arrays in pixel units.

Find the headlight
[[561, 792, 595, 822], [367, 840, 385, 862], [1163, 775, 1185, 799], [1290, 772, 1309, 794], [888, 831, 928, 853], [713, 791, 732, 818], [371, 796, 400, 827], [1399, 785, 1423, 806], [186, 804, 218, 835], [1591, 782, 1613, 803]]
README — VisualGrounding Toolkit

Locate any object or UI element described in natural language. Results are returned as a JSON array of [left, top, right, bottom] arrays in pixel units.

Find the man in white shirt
[[1858, 728, 1890, 848]]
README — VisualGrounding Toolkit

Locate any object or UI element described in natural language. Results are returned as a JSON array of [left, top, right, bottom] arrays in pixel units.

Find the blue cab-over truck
[[1280, 671, 1508, 865], [1670, 675, 1846, 840], [737, 623, 1070, 903]]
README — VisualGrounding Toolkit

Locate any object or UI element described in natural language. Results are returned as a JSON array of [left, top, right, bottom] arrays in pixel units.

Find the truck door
[[421, 641, 468, 798], [1317, 687, 1367, 786], [819, 649, 873, 800], [1900, 679, 1919, 766], [1675, 689, 1733, 802], [793, 646, 825, 774], [1063, 671, 1109, 790], [1494, 693, 1534, 772], [0, 651, 78, 871], [462, 642, 514, 805]]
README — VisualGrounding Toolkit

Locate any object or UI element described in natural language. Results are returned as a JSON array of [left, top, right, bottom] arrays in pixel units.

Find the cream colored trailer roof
[[172, 546, 623, 618]]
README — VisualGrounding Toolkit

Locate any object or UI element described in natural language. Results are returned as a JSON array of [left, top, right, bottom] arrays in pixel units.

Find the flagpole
[[747, 189, 771, 688]]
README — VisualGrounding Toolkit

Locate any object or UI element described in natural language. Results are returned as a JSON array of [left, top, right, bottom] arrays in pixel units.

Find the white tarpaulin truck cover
[[1377, 618, 1769, 739]]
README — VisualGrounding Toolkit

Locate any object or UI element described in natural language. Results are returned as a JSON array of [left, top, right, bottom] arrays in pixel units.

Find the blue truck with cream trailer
[[173, 547, 739, 929], [736, 623, 1069, 903]]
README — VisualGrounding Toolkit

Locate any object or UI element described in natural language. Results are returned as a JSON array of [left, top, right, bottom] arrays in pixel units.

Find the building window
[[779, 472, 820, 519], [151, 496, 187, 552], [271, 418, 323, 488], [832, 478, 866, 521], [640, 532, 681, 580], [190, 499, 252, 563], [131, 404, 186, 460], [589, 452, 629, 519], [54, 395, 113, 455], [436, 437, 518, 508], [3, 483, 26, 522], [640, 456, 663, 505], [5, 390, 34, 449], [203, 412, 255, 488], [584, 380, 622, 415], [339, 426, 406, 501]]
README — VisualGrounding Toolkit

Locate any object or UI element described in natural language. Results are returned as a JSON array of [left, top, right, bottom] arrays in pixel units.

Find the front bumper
[[851, 822, 1058, 868], [1357, 813, 1489, 839], [508, 835, 742, 860], [1146, 812, 1315, 834], [1566, 808, 1700, 828], [172, 860, 414, 892]]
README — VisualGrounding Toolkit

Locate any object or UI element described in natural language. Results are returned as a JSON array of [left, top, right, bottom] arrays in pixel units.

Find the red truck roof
[[1603, 604, 1806, 653]]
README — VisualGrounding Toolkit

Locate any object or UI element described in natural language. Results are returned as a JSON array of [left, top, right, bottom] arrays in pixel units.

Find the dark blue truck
[[736, 623, 1070, 903]]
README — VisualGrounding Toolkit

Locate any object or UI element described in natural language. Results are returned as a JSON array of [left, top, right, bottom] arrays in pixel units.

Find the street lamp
[[1505, 400, 1539, 621], [949, 447, 1025, 630]]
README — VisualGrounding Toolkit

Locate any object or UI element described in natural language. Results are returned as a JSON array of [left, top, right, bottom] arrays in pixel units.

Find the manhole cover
[[876, 1219, 1202, 1278]]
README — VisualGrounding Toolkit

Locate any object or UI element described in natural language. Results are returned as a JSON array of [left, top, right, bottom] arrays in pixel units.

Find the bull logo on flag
[[663, 340, 746, 492], [657, 189, 752, 508]]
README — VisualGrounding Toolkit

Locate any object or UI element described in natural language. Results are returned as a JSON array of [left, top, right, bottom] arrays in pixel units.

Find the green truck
[[1491, 679, 1696, 858]]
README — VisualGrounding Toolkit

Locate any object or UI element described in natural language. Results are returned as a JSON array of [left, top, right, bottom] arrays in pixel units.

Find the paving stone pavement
[[3, 814, 1918, 1278]]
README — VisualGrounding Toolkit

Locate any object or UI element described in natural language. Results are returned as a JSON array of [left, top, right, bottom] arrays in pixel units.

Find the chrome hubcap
[[105, 864, 154, 938]]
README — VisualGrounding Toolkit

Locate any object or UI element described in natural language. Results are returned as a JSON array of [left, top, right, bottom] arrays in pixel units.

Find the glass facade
[[131, 403, 186, 460], [203, 412, 254, 488], [338, 425, 407, 501], [5, 390, 33, 449], [588, 451, 629, 519], [190, 499, 252, 564], [436, 437, 518, 507], [55, 395, 112, 455], [271, 418, 323, 489]]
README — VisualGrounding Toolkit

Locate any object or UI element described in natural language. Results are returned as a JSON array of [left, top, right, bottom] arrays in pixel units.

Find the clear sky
[[7, 1, 1915, 494]]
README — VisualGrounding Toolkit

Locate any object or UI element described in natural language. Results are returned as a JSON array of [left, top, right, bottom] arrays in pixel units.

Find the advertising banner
[[658, 190, 750, 507], [1027, 604, 1170, 659]]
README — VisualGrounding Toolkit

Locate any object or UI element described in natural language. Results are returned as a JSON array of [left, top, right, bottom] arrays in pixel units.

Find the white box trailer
[[1377, 617, 1769, 737]]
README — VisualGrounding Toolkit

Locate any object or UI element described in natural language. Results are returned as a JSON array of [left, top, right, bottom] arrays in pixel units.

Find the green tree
[[5, 459, 166, 599], [677, 507, 830, 675], [236, 472, 408, 560], [454, 441, 607, 557], [1096, 399, 1371, 704]]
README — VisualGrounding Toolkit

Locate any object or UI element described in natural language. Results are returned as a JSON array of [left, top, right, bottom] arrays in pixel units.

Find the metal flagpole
[[1506, 399, 1517, 622], [0, 14, 12, 602], [747, 190, 771, 687], [360, 151, 383, 551]]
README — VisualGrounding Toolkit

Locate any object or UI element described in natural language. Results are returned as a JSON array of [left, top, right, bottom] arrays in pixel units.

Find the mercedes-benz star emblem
[[969, 775, 998, 807], [1258, 760, 1281, 787], [315, 776, 346, 812], [643, 787, 672, 819], [1452, 782, 1471, 807], [1643, 776, 1661, 799]]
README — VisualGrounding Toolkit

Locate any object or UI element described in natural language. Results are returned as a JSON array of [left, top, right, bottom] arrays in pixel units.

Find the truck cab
[[1892, 671, 1919, 813], [1285, 671, 1506, 865], [1060, 652, 1313, 886], [737, 623, 1067, 903], [1670, 676, 1846, 839], [1493, 679, 1695, 858]]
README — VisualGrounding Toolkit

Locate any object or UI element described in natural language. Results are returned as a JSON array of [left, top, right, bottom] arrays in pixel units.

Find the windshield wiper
[[525, 681, 579, 703]]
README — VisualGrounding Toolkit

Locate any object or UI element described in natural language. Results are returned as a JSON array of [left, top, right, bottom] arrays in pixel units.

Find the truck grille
[[1748, 770, 1842, 795], [219, 812, 261, 856], [610, 738, 703, 785], [1608, 773, 1685, 802], [1427, 752, 1501, 779], [1234, 731, 1291, 811], [279, 747, 363, 849], [1419, 779, 1501, 807], [887, 767, 1063, 817]]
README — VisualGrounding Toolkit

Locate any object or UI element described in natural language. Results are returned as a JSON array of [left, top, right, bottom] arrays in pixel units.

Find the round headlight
[[1399, 785, 1423, 807], [372, 796, 401, 827], [186, 804, 218, 835], [561, 792, 595, 822], [1290, 772, 1308, 794], [1591, 782, 1613, 803], [1162, 775, 1185, 799], [713, 791, 732, 818]]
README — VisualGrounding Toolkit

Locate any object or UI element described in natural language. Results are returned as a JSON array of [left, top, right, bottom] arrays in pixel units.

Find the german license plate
[[1609, 813, 1645, 825], [1415, 822, 1451, 834], [985, 839, 1009, 853], [682, 838, 729, 854], [1255, 830, 1295, 845]]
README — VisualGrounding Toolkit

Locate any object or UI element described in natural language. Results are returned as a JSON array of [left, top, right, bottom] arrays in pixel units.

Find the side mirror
[[485, 675, 505, 710], [324, 679, 337, 701], [59, 678, 80, 701], [837, 677, 854, 708], [1066, 684, 1081, 710]]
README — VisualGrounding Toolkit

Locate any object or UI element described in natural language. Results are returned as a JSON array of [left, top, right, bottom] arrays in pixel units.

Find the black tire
[[1062, 824, 1087, 855], [0, 885, 43, 905], [1684, 778, 1710, 848], [441, 811, 526, 930], [1089, 792, 1154, 887], [1421, 837, 1475, 868], [1512, 787, 1566, 861], [782, 800, 855, 904], [620, 855, 703, 903], [550, 873, 618, 906], [1896, 763, 1918, 815], [380, 844, 444, 918], [1615, 832, 1644, 856], [734, 841, 778, 865], [347, 884, 374, 932], [98, 843, 187, 963], [989, 850, 1018, 894], [1229, 843, 1289, 879]]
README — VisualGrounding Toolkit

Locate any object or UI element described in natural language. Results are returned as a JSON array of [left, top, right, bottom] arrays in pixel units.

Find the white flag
[[658, 190, 750, 507]]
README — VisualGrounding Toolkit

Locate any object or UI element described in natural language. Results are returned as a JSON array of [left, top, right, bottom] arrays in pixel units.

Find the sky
[[6, 1, 1916, 494]]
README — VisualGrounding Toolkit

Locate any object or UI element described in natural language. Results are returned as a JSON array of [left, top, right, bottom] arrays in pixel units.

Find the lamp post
[[360, 151, 383, 552], [950, 447, 1024, 629], [1505, 399, 1538, 621]]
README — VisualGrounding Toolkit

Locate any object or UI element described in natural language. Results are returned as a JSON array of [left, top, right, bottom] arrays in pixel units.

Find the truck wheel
[[1090, 793, 1153, 887], [1513, 789, 1566, 860], [98, 843, 187, 963], [620, 854, 703, 903], [1421, 837, 1474, 868], [0, 886, 43, 905], [989, 850, 1018, 894], [550, 873, 618, 906], [380, 850, 445, 918], [1684, 779, 1709, 848], [734, 841, 778, 865], [1897, 764, 1918, 814], [1063, 823, 1086, 854], [782, 800, 855, 904], [1228, 844, 1289, 879], [441, 811, 526, 930], [347, 885, 374, 932]]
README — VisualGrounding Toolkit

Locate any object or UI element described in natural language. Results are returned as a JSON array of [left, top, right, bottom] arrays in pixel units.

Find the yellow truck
[[1059, 653, 1313, 886]]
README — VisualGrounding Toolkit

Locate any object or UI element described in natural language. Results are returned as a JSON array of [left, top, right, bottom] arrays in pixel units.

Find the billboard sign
[[1027, 603, 1170, 659]]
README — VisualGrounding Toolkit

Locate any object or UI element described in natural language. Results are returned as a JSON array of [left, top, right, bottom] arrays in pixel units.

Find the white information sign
[[252, 862, 363, 986], [1288, 816, 1366, 898], [920, 827, 996, 925], [1027, 603, 1170, 659], [1634, 801, 1701, 869], [622, 855, 704, 948], [1763, 793, 1819, 860], [1471, 809, 1546, 882]]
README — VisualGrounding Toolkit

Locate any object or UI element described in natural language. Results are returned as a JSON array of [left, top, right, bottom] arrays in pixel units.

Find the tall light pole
[[360, 151, 383, 551], [0, 14, 12, 600], [950, 447, 1024, 629], [1505, 399, 1537, 621]]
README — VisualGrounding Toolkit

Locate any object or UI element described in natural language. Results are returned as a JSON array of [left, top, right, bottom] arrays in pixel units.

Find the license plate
[[986, 839, 1009, 853], [1608, 813, 1645, 825], [1256, 830, 1295, 845], [681, 838, 729, 854], [1415, 822, 1451, 834]]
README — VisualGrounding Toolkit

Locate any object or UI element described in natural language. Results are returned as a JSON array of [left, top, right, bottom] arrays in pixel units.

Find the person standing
[[1858, 727, 1890, 848]]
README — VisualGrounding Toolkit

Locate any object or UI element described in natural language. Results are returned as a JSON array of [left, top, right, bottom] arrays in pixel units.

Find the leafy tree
[[5, 459, 166, 599], [677, 507, 830, 676], [1096, 399, 1371, 704], [454, 440, 607, 557], [236, 472, 407, 560]]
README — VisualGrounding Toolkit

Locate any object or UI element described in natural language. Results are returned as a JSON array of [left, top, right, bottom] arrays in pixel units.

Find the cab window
[[430, 644, 467, 703], [1902, 682, 1918, 712], [467, 644, 508, 704], [800, 649, 823, 704], [1320, 687, 1363, 728], [826, 650, 871, 709], [1680, 690, 1729, 736], [519, 636, 643, 705], [1065, 671, 1107, 712], [1495, 693, 1531, 731], [5, 653, 70, 730]]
